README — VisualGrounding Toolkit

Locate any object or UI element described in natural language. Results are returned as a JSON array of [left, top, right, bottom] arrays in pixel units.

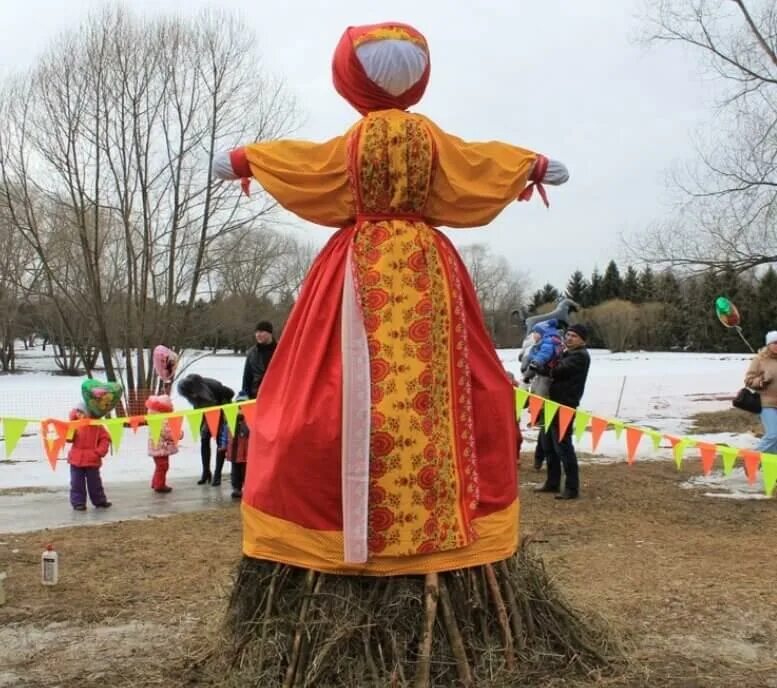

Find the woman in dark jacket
[[178, 374, 234, 485]]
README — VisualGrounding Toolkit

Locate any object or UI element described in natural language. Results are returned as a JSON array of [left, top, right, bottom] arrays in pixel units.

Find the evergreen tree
[[622, 266, 640, 302], [588, 269, 603, 306], [539, 283, 561, 305], [639, 266, 656, 302], [565, 270, 589, 305], [753, 267, 777, 341], [601, 260, 622, 300]]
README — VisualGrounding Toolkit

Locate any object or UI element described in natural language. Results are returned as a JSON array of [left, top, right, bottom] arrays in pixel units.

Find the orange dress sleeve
[[419, 115, 538, 228], [243, 135, 355, 227]]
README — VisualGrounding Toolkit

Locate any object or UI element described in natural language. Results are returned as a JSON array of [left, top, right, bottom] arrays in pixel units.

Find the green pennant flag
[[760, 453, 777, 497], [719, 446, 739, 476], [610, 419, 624, 440], [223, 404, 239, 436], [643, 430, 662, 451], [543, 400, 560, 432], [573, 410, 590, 443], [185, 409, 204, 441], [514, 388, 529, 417], [673, 439, 694, 469], [101, 418, 125, 453], [3, 418, 28, 458], [147, 414, 164, 443]]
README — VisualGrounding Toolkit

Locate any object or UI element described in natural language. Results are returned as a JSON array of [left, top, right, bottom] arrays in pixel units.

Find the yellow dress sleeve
[[244, 135, 355, 228], [419, 115, 538, 228]]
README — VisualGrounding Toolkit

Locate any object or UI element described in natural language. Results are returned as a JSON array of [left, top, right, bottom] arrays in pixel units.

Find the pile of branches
[[200, 541, 623, 687]]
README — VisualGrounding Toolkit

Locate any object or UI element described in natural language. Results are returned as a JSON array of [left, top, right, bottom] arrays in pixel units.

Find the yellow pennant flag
[[514, 388, 529, 417], [101, 418, 126, 453], [646, 430, 662, 451], [222, 404, 239, 436], [147, 414, 164, 443], [719, 446, 739, 476], [610, 419, 624, 440], [573, 410, 590, 443], [185, 409, 204, 440], [3, 418, 28, 458], [760, 453, 777, 497], [543, 400, 560, 432], [673, 439, 694, 469]]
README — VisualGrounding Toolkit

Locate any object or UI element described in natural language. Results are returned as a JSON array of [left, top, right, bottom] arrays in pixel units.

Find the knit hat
[[766, 331, 777, 345], [255, 320, 273, 334], [145, 394, 174, 413], [566, 323, 589, 342]]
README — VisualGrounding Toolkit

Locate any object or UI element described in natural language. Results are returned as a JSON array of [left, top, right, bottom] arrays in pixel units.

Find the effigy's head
[[332, 22, 430, 115]]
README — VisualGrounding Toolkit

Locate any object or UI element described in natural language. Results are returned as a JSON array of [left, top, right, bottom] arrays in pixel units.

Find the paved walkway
[[0, 480, 237, 534]]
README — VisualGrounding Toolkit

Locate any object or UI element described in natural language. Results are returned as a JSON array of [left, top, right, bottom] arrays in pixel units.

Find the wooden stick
[[485, 564, 515, 669], [498, 559, 525, 652], [413, 572, 439, 688], [283, 570, 317, 688], [438, 577, 473, 687], [252, 563, 282, 673]]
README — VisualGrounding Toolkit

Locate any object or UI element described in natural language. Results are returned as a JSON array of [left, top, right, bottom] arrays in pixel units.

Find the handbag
[[732, 387, 762, 414]]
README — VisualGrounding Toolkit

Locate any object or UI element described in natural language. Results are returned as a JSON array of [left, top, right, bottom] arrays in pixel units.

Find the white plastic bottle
[[41, 544, 58, 586]]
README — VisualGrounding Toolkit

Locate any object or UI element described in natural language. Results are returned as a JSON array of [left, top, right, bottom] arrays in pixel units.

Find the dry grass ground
[[1, 460, 775, 687]]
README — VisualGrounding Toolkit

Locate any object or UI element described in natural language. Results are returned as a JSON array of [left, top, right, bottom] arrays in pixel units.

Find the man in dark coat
[[177, 374, 234, 486], [241, 321, 277, 399], [535, 323, 591, 500]]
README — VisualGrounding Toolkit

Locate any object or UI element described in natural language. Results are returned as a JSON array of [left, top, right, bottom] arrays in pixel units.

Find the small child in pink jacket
[[145, 395, 180, 493]]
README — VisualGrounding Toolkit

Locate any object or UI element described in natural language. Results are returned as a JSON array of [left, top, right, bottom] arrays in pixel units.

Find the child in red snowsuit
[[145, 395, 180, 493], [67, 403, 112, 511], [226, 395, 250, 500]]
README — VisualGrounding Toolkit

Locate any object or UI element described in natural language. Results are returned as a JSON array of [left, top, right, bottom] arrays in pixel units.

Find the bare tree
[[459, 243, 529, 346], [0, 6, 298, 409], [635, 0, 777, 272]]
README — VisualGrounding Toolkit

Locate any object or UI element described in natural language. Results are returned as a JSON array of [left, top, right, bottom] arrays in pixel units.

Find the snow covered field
[[0, 346, 765, 497]]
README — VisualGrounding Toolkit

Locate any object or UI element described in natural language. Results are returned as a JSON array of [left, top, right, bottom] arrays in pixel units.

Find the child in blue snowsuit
[[521, 319, 564, 470]]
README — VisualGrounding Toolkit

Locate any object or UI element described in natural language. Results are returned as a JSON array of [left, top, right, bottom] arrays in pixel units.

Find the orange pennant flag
[[740, 450, 761, 485], [527, 395, 544, 426], [590, 416, 608, 452], [557, 406, 575, 439], [241, 402, 257, 428], [204, 408, 222, 439], [625, 426, 643, 465], [40, 419, 70, 470], [128, 416, 144, 433], [167, 414, 184, 442], [697, 442, 717, 475]]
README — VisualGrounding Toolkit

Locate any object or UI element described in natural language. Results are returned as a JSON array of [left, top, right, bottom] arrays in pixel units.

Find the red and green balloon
[[715, 296, 741, 328]]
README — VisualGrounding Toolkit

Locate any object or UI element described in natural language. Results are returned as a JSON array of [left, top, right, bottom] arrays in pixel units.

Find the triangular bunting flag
[[760, 453, 777, 497], [514, 388, 529, 417], [147, 414, 164, 443], [672, 439, 694, 470], [128, 416, 144, 433], [527, 395, 544, 426], [697, 442, 717, 475], [167, 415, 184, 442], [40, 419, 69, 470], [3, 418, 28, 458], [610, 419, 625, 440], [625, 426, 643, 465], [241, 402, 256, 429], [101, 418, 126, 452], [590, 416, 608, 452], [543, 400, 560, 432], [557, 406, 575, 439], [573, 410, 590, 443], [204, 408, 222, 439], [186, 409, 204, 440], [719, 446, 738, 476], [647, 430, 662, 451], [740, 450, 761, 485], [223, 404, 239, 436]]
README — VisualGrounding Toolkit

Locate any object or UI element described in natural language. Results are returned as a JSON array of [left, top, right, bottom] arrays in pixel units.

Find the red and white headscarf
[[332, 22, 431, 115]]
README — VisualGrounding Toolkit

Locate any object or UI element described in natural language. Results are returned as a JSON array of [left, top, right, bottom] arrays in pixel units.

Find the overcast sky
[[0, 1, 716, 290]]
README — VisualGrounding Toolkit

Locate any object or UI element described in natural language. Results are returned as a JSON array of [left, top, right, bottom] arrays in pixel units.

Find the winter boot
[[198, 438, 212, 485], [211, 450, 226, 487]]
